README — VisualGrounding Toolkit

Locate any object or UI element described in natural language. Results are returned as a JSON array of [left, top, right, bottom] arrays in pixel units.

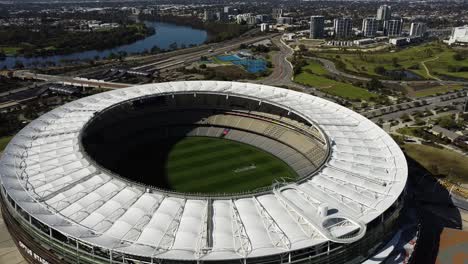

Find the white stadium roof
[[0, 81, 407, 261]]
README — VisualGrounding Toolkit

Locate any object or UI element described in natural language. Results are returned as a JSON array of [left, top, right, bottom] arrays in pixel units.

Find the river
[[0, 21, 208, 69]]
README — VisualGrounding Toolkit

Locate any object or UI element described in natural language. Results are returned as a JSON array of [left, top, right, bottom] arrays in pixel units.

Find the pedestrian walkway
[[0, 206, 26, 264]]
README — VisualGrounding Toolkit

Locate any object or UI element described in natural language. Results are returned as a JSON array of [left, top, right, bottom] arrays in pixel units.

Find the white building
[[260, 23, 270, 32], [236, 13, 252, 24], [447, 25, 468, 46], [353, 38, 376, 46], [410, 22, 427, 37], [362, 17, 378, 37]]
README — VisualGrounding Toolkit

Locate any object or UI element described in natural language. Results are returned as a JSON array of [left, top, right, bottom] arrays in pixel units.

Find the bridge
[[14, 71, 131, 90]]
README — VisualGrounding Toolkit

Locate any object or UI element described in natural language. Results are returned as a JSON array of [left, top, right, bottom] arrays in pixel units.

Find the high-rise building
[[272, 8, 283, 19], [362, 17, 378, 37], [384, 19, 403, 37], [376, 5, 391, 21], [410, 22, 427, 37], [333, 17, 353, 39], [310, 16, 325, 39]]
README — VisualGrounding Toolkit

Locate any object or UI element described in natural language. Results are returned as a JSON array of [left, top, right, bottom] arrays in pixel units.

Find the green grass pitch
[[165, 137, 298, 194]]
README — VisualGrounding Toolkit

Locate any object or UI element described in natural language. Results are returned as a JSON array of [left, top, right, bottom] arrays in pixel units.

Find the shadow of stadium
[[81, 109, 222, 191], [406, 156, 462, 264]]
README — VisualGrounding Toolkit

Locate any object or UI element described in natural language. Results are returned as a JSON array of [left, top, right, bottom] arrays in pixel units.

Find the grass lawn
[[211, 56, 232, 65], [166, 137, 297, 194], [319, 42, 468, 80], [403, 144, 468, 183], [0, 136, 12, 151], [295, 60, 376, 101], [409, 84, 464, 98], [397, 127, 424, 137], [0, 46, 21, 56]]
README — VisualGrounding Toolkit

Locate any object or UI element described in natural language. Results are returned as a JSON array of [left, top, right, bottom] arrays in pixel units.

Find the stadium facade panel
[[0, 81, 407, 264]]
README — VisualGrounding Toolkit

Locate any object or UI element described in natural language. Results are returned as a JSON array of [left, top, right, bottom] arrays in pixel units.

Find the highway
[[136, 34, 279, 72], [10, 34, 279, 90]]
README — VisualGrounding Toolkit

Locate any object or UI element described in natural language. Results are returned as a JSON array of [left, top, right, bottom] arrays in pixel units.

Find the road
[[254, 37, 333, 100], [367, 96, 466, 121], [257, 37, 294, 86], [0, 82, 45, 98]]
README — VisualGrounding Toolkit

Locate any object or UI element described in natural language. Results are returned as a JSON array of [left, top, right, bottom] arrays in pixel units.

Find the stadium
[[0, 81, 407, 264]]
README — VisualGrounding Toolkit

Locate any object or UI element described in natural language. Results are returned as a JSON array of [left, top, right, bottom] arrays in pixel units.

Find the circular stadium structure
[[0, 81, 408, 264]]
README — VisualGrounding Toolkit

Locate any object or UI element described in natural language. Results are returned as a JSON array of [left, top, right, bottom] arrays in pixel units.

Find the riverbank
[[0, 21, 208, 69], [138, 14, 249, 43], [0, 23, 154, 58]]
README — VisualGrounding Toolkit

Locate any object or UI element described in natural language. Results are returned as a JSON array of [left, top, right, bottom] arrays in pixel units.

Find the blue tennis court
[[217, 55, 267, 73]]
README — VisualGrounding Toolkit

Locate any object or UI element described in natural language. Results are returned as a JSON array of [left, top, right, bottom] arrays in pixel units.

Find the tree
[[437, 116, 457, 129], [298, 44, 307, 52], [414, 117, 425, 126], [453, 53, 464, 61], [14, 60, 24, 69], [400, 113, 411, 122], [367, 78, 383, 90], [374, 66, 386, 75], [151, 45, 161, 53], [169, 42, 178, 50]]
